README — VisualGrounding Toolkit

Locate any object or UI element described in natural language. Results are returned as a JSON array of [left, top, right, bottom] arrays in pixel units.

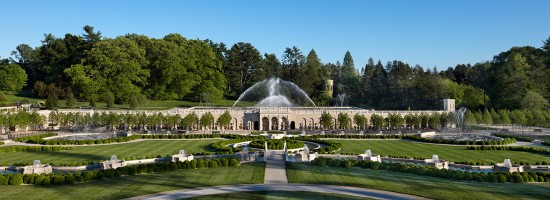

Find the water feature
[[365, 150, 372, 157], [33, 160, 41, 167], [432, 155, 440, 163], [336, 93, 348, 107], [455, 107, 467, 130], [110, 155, 118, 161], [179, 150, 186, 156], [232, 77, 316, 107], [504, 159, 512, 168]]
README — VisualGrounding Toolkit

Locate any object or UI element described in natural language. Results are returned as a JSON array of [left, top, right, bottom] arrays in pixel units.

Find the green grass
[[287, 162, 550, 200], [0, 140, 220, 165], [332, 139, 550, 163], [4, 93, 254, 110], [0, 162, 265, 199], [187, 191, 370, 200]]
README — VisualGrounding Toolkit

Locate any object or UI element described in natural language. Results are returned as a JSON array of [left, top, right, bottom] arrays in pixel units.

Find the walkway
[[263, 150, 288, 184], [125, 184, 429, 200]]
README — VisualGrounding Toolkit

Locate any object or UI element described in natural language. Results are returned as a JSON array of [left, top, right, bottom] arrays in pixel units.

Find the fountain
[[424, 155, 448, 169], [365, 150, 372, 157], [494, 159, 523, 172], [110, 155, 118, 161], [336, 93, 348, 107], [503, 159, 512, 168], [172, 149, 194, 162], [432, 155, 440, 163], [358, 149, 380, 162], [455, 107, 467, 130], [235, 146, 256, 162], [232, 77, 316, 107], [33, 160, 41, 167]]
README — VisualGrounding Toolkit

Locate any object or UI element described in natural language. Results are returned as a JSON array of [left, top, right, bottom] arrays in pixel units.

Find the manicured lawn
[[332, 139, 550, 163], [287, 162, 550, 200], [0, 162, 265, 199], [4, 93, 254, 110], [187, 191, 369, 200], [0, 140, 220, 165]]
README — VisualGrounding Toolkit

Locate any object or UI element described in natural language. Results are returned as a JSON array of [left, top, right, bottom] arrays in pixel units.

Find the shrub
[[8, 174, 23, 185]]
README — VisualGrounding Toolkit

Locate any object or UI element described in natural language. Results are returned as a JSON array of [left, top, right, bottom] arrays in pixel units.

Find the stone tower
[[443, 99, 455, 112], [325, 80, 334, 97]]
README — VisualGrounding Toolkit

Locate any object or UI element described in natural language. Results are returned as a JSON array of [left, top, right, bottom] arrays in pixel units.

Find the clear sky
[[1, 0, 549, 70]]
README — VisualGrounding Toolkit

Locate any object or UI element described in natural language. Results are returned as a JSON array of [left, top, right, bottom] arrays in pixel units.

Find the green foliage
[[66, 91, 76, 108], [199, 112, 214, 129], [0, 92, 7, 102], [0, 63, 27, 93], [216, 111, 232, 130], [337, 113, 351, 130], [319, 112, 333, 130], [248, 139, 304, 150], [103, 91, 115, 108], [310, 157, 550, 184]]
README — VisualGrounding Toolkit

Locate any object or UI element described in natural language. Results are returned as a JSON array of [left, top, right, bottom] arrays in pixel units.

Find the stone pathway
[[125, 184, 429, 200], [263, 150, 288, 184]]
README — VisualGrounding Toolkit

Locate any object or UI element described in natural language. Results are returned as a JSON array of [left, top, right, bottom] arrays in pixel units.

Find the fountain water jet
[[455, 107, 467, 130], [232, 77, 316, 107]]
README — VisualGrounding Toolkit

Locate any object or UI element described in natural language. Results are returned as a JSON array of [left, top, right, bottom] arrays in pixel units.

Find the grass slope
[[333, 140, 550, 163], [0, 162, 265, 199], [1, 140, 219, 165], [187, 191, 369, 200], [5, 93, 255, 110], [287, 162, 550, 200]]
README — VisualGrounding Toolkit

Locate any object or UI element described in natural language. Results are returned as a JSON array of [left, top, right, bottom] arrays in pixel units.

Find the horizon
[[1, 0, 549, 70]]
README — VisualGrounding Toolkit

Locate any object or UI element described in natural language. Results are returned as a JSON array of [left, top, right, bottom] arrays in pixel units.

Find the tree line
[[463, 109, 550, 128], [1, 25, 549, 110]]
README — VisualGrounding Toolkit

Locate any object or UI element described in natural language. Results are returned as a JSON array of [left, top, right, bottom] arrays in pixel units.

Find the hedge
[[466, 145, 550, 156], [403, 135, 516, 145], [309, 157, 550, 183], [0, 146, 73, 154], [0, 157, 241, 186], [12, 133, 57, 143], [249, 139, 303, 150]]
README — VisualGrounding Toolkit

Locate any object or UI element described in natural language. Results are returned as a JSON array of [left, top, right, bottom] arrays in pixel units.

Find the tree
[[490, 108, 500, 124], [216, 111, 232, 130], [319, 112, 333, 130], [225, 42, 263, 95], [45, 93, 58, 110], [482, 109, 493, 124], [371, 114, 385, 130], [66, 91, 76, 108], [129, 95, 139, 110], [521, 91, 549, 110], [182, 112, 198, 130], [428, 112, 440, 129], [498, 109, 511, 125], [0, 92, 7, 102], [464, 110, 477, 128], [353, 114, 368, 130], [65, 37, 149, 103], [0, 63, 27, 93], [337, 113, 351, 130], [103, 91, 115, 109], [200, 112, 214, 130]]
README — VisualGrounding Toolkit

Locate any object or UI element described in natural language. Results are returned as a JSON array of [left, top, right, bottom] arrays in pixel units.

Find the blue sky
[[1, 0, 549, 70]]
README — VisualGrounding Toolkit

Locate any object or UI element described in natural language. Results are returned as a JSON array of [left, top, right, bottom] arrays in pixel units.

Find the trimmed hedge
[[0, 146, 73, 154], [309, 157, 550, 183], [249, 139, 303, 150], [403, 135, 516, 145], [466, 145, 550, 156], [12, 133, 57, 143], [210, 136, 266, 154], [0, 157, 241, 186]]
